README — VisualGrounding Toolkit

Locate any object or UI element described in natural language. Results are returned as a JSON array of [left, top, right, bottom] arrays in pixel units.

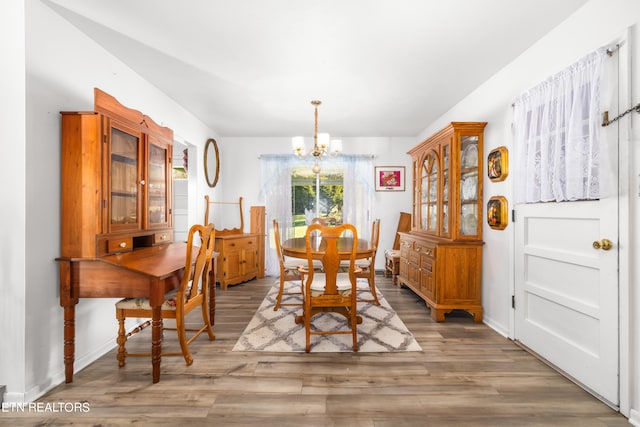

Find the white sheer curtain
[[259, 154, 374, 276], [339, 155, 375, 238], [513, 47, 607, 203]]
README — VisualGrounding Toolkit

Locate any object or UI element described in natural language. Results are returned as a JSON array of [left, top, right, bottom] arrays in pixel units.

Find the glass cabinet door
[[422, 151, 439, 234], [442, 144, 450, 236], [146, 136, 171, 229], [459, 135, 479, 237], [109, 127, 141, 231]]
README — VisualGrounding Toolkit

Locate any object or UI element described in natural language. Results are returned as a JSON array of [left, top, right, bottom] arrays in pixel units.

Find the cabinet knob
[[140, 179, 146, 185], [119, 242, 127, 248]]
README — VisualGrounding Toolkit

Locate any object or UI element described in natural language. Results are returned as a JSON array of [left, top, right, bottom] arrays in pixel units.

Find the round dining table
[[281, 236, 374, 260]]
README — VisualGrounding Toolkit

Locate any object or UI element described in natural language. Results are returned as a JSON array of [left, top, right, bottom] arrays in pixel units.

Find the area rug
[[232, 279, 422, 352]]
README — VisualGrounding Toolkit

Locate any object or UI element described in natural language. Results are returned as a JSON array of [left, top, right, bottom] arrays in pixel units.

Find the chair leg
[[390, 257, 399, 286], [368, 272, 380, 305], [200, 299, 216, 341], [116, 309, 127, 367], [304, 300, 311, 353], [351, 304, 359, 352], [274, 277, 285, 311], [175, 313, 194, 366]]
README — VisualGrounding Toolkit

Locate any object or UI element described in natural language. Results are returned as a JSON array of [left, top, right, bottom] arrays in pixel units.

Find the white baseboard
[[2, 339, 118, 404]]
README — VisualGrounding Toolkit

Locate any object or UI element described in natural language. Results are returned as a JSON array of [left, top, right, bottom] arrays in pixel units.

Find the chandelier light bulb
[[292, 136, 306, 156], [330, 139, 342, 155]]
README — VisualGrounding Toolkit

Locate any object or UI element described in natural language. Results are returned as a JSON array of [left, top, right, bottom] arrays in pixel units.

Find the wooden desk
[[57, 242, 217, 384], [281, 237, 373, 260]]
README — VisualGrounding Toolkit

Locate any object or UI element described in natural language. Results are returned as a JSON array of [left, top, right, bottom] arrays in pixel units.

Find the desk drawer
[[106, 237, 133, 254], [153, 231, 173, 245]]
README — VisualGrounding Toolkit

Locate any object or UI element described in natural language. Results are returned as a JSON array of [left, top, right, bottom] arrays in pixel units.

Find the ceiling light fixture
[[292, 100, 342, 174]]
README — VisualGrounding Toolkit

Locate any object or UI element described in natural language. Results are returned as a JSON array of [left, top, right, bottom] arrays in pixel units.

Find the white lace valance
[[513, 47, 608, 203]]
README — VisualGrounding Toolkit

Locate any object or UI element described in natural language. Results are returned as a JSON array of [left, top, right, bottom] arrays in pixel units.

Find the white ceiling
[[47, 0, 589, 137]]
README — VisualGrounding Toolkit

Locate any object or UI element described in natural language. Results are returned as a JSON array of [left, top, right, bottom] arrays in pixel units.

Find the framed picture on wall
[[487, 146, 508, 182], [375, 166, 405, 192], [487, 195, 508, 230]]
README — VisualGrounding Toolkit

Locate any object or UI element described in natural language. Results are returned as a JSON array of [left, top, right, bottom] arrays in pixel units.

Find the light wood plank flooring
[[6, 276, 628, 426]]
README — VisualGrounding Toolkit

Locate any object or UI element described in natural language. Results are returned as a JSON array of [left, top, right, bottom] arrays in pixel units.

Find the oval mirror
[[204, 138, 219, 188]]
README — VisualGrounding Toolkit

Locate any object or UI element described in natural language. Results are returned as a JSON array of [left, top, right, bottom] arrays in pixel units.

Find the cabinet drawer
[[106, 237, 133, 254], [417, 243, 436, 259], [223, 236, 256, 251], [153, 231, 173, 245]]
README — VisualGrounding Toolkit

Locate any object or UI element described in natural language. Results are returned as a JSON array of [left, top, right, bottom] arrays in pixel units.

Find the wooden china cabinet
[[60, 88, 173, 258], [397, 122, 486, 323]]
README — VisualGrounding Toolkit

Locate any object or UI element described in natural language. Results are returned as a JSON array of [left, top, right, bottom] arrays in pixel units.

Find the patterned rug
[[232, 279, 422, 352]]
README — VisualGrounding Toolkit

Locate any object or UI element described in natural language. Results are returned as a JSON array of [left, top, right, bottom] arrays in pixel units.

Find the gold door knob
[[592, 239, 613, 250]]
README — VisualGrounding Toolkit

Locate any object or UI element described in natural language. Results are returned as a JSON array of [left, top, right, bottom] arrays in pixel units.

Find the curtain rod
[[606, 44, 620, 56], [258, 154, 376, 159]]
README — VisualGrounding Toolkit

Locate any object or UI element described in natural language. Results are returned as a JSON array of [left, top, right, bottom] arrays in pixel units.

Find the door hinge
[[512, 295, 516, 309], [512, 209, 516, 223]]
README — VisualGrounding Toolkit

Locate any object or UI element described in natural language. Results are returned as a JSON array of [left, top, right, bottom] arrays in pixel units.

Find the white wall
[[0, 0, 26, 402], [414, 0, 640, 420], [220, 136, 415, 271], [0, 0, 220, 402]]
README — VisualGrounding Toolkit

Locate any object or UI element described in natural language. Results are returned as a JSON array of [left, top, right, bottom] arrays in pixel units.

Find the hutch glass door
[[423, 151, 439, 233], [110, 127, 140, 230], [459, 135, 479, 237], [147, 137, 170, 228]]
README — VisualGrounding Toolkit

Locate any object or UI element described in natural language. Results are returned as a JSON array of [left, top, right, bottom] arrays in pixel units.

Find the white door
[[513, 47, 620, 407]]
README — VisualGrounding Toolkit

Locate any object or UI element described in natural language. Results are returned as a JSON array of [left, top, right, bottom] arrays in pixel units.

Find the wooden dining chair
[[298, 223, 360, 352], [354, 218, 381, 305], [273, 219, 303, 311], [115, 223, 216, 377]]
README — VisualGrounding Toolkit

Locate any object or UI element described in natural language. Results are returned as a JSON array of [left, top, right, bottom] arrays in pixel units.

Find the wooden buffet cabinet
[[397, 122, 486, 323], [215, 234, 259, 290], [204, 196, 265, 290]]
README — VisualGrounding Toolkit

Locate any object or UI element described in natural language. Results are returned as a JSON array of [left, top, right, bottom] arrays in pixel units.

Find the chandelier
[[292, 100, 342, 174]]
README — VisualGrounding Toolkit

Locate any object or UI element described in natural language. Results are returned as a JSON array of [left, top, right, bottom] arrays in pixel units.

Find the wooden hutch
[[397, 122, 486, 323], [57, 89, 206, 383], [60, 88, 174, 257]]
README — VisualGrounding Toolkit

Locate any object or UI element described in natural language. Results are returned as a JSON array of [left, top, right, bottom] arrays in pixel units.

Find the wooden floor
[[9, 276, 628, 426]]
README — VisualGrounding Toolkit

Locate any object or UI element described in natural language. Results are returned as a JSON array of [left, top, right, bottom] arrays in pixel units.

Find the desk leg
[[151, 305, 162, 383], [63, 305, 75, 383], [59, 260, 78, 383], [209, 257, 217, 326]]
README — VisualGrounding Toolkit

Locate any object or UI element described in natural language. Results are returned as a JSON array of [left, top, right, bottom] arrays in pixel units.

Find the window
[[513, 47, 606, 203], [291, 167, 343, 236], [260, 154, 374, 276]]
